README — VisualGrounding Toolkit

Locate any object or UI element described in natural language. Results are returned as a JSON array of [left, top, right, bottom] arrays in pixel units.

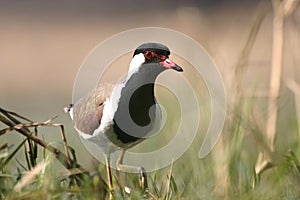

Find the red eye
[[144, 51, 154, 60], [159, 55, 167, 60]]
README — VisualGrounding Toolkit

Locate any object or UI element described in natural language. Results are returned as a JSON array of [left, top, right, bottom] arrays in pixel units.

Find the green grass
[[1, 96, 300, 200]]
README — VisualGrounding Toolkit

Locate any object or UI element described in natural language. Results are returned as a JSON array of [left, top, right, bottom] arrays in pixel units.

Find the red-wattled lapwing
[[65, 42, 183, 197]]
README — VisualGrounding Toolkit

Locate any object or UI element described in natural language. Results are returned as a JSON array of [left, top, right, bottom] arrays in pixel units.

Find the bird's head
[[128, 43, 183, 75]]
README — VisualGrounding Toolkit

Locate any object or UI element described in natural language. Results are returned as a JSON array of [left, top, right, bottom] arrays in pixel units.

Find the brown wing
[[72, 83, 115, 135]]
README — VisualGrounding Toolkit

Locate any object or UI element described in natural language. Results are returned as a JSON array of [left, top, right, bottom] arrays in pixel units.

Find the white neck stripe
[[99, 53, 145, 128], [127, 53, 145, 80]]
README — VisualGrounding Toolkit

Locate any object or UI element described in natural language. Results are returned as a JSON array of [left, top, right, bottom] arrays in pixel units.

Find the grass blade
[[0, 138, 27, 170]]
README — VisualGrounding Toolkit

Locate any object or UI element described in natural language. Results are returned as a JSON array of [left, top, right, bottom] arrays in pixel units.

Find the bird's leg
[[116, 149, 148, 191], [105, 154, 114, 200], [115, 149, 125, 197]]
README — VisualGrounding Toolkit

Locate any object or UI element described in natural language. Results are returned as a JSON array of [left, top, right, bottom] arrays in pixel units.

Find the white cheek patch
[[127, 53, 145, 80]]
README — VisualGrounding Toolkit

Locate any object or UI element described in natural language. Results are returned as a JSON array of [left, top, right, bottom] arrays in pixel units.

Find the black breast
[[112, 83, 157, 145], [111, 64, 164, 146]]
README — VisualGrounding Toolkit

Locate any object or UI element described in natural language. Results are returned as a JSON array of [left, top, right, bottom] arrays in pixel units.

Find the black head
[[133, 43, 170, 57], [133, 42, 183, 72]]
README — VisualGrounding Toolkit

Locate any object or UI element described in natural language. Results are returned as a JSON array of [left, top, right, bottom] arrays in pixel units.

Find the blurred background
[[1, 0, 300, 198], [1, 0, 278, 115]]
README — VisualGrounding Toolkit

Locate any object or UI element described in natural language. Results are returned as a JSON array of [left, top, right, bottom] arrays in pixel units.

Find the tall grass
[[1, 92, 300, 200]]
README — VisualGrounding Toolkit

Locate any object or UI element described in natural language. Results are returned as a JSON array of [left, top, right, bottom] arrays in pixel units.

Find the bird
[[65, 42, 183, 198]]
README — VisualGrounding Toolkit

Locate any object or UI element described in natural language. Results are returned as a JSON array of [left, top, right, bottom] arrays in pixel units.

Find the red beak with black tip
[[160, 58, 183, 72]]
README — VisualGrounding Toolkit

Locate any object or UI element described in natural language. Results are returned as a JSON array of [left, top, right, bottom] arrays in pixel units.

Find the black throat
[[111, 63, 165, 146]]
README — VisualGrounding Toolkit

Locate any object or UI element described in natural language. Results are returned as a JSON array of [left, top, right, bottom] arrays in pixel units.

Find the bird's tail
[[64, 104, 73, 113]]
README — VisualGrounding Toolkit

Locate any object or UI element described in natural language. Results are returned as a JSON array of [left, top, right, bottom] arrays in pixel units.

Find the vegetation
[[1, 0, 300, 199], [1, 95, 300, 200]]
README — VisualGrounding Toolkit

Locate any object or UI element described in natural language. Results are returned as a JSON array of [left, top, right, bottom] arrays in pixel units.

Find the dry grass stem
[[0, 107, 84, 171], [255, 0, 299, 178]]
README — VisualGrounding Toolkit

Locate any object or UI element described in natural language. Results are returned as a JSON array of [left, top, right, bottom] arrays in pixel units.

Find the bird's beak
[[160, 58, 183, 72]]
